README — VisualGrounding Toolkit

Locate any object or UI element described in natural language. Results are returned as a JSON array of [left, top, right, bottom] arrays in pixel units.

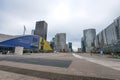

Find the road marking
[[72, 53, 84, 59], [72, 53, 120, 71]]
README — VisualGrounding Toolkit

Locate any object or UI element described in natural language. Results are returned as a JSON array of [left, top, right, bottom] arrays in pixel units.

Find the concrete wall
[[14, 47, 23, 55]]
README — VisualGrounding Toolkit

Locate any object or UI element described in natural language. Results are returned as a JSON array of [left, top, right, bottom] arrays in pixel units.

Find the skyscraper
[[54, 33, 66, 52], [67, 42, 73, 52], [83, 29, 96, 52], [31, 29, 35, 35], [34, 21, 47, 40]]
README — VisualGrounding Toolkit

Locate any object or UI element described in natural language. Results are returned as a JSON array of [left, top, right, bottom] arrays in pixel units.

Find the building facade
[[34, 21, 48, 40], [0, 34, 52, 53], [67, 42, 72, 52], [31, 29, 35, 35], [83, 29, 96, 52], [54, 33, 66, 52], [94, 16, 120, 53], [81, 37, 85, 52]]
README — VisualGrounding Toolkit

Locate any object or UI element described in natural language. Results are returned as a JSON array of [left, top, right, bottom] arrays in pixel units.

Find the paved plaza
[[0, 53, 120, 80]]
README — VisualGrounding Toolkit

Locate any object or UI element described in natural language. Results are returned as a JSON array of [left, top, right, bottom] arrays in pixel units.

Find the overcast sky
[[0, 0, 120, 50]]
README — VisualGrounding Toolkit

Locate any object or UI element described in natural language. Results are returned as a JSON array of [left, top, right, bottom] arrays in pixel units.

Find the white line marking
[[72, 53, 84, 59], [72, 53, 120, 71]]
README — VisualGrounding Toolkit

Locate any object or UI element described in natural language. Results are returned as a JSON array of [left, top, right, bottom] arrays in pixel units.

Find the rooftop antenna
[[23, 25, 26, 35]]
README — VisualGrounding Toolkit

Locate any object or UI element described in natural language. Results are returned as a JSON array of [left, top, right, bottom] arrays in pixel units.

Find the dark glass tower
[[34, 21, 47, 40]]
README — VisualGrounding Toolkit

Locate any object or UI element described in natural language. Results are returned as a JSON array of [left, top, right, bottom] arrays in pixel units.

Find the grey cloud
[[1, 0, 120, 49]]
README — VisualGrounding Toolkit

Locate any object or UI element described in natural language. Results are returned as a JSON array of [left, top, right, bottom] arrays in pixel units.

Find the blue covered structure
[[0, 35, 40, 50]]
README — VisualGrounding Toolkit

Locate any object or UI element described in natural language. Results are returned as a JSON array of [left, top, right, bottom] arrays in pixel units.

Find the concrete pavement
[[0, 53, 120, 80], [72, 53, 120, 71]]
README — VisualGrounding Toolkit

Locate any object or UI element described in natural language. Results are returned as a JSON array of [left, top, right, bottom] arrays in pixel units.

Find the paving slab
[[0, 70, 49, 80], [0, 53, 120, 80]]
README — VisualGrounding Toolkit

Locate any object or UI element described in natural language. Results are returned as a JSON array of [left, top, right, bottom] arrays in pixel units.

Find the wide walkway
[[0, 53, 119, 80], [72, 53, 120, 71]]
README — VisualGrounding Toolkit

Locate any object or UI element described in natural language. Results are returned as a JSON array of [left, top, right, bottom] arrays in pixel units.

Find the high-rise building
[[50, 38, 55, 50], [34, 21, 47, 40], [54, 33, 66, 52], [67, 42, 73, 52], [83, 29, 96, 52], [78, 48, 82, 53], [81, 37, 85, 52], [31, 29, 35, 35]]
